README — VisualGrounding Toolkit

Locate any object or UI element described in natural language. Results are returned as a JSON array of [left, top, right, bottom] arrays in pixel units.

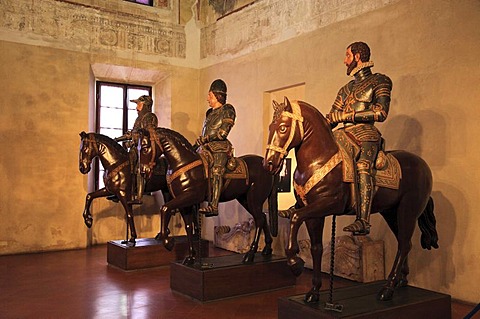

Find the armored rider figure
[[115, 95, 158, 205], [326, 42, 393, 235], [195, 79, 236, 217]]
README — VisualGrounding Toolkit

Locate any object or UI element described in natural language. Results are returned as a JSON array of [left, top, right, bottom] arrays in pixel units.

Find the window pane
[[100, 107, 124, 129], [128, 109, 138, 128], [101, 86, 124, 107], [99, 127, 123, 139]]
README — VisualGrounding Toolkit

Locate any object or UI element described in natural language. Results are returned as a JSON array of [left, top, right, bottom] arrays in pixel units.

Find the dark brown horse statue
[[138, 127, 279, 264], [79, 131, 175, 245], [263, 98, 438, 302]]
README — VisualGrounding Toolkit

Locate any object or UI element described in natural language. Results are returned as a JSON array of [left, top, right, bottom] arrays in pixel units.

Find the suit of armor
[[327, 65, 392, 234], [115, 100, 158, 204], [197, 103, 236, 215]]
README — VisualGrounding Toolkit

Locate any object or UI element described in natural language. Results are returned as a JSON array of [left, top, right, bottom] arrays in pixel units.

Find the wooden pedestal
[[170, 253, 296, 302], [107, 236, 209, 271], [278, 281, 452, 319]]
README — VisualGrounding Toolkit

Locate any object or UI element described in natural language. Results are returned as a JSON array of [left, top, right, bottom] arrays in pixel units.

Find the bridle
[[82, 133, 100, 164], [266, 100, 305, 158]]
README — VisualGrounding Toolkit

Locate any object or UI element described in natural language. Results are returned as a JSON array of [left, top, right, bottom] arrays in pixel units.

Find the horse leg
[[303, 217, 325, 303], [158, 191, 203, 251], [238, 197, 273, 263], [83, 188, 110, 228], [118, 196, 137, 244], [286, 204, 322, 276], [378, 197, 419, 301], [156, 205, 175, 251], [180, 207, 196, 265]]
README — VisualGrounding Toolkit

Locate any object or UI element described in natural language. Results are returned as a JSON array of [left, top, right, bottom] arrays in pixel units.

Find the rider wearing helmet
[[194, 79, 236, 217], [115, 95, 158, 205]]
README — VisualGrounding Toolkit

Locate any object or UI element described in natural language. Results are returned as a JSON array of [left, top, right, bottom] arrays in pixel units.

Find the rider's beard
[[346, 59, 358, 76]]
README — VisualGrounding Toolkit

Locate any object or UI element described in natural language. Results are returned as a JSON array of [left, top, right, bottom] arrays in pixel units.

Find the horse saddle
[[197, 148, 249, 183], [333, 130, 402, 190]]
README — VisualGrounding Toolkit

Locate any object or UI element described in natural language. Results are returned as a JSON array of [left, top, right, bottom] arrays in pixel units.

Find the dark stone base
[[278, 281, 451, 319], [170, 253, 296, 302], [107, 236, 209, 271]]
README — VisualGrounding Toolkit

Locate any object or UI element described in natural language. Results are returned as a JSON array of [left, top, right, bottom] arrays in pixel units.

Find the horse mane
[[155, 127, 195, 152], [93, 133, 127, 154]]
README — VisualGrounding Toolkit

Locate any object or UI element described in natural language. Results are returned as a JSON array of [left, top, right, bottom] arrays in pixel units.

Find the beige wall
[[198, 0, 480, 304], [0, 0, 479, 304]]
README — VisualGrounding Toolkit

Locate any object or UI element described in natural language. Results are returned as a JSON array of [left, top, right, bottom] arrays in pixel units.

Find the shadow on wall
[[172, 112, 197, 145]]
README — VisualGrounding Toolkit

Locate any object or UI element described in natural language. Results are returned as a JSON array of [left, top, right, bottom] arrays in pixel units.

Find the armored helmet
[[209, 79, 227, 94], [130, 95, 153, 111]]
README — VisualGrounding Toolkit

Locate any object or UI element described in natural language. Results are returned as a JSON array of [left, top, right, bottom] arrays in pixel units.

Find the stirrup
[[343, 219, 370, 236], [278, 205, 296, 219], [199, 205, 218, 217]]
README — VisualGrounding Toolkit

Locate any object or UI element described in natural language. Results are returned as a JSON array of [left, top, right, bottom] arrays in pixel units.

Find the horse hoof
[[288, 257, 305, 277], [377, 286, 394, 301], [182, 256, 195, 265], [83, 215, 93, 228], [261, 246, 273, 256], [397, 278, 408, 287], [304, 289, 320, 303], [242, 252, 256, 264], [164, 237, 175, 251]]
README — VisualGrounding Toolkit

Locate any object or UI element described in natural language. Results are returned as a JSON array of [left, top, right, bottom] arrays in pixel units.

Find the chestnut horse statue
[[263, 99, 438, 302], [138, 127, 279, 264], [79, 131, 175, 245]]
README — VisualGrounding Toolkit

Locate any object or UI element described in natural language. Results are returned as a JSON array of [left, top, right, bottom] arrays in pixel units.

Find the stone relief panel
[[200, 0, 400, 61], [0, 0, 186, 59]]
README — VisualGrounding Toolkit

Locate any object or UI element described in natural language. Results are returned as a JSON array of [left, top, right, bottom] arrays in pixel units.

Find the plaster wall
[[198, 0, 480, 304]]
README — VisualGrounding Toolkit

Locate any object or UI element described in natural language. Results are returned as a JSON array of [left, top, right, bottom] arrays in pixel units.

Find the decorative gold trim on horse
[[166, 159, 203, 185], [294, 151, 343, 205]]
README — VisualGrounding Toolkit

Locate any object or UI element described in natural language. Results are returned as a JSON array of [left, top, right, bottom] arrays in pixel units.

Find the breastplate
[[345, 78, 376, 113], [202, 108, 223, 137]]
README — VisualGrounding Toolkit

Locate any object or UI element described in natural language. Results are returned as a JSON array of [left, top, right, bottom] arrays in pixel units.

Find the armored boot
[[199, 174, 222, 217], [344, 168, 374, 235]]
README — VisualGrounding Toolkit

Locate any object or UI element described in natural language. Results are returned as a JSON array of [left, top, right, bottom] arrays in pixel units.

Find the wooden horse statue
[[263, 98, 438, 302], [78, 131, 172, 244], [138, 127, 279, 264]]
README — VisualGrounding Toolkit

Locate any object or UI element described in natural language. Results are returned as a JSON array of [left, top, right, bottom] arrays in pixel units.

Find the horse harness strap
[[148, 128, 163, 171], [106, 161, 129, 180], [266, 100, 304, 157], [294, 151, 343, 205], [166, 160, 203, 185]]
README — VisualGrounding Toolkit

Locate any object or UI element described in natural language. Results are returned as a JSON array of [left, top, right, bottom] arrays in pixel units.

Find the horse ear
[[272, 100, 280, 112], [284, 96, 291, 109], [80, 131, 87, 138]]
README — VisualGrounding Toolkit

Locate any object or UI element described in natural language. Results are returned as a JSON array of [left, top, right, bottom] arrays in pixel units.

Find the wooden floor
[[0, 243, 475, 319]]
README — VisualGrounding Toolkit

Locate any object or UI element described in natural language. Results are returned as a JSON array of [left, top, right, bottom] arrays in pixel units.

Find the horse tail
[[268, 173, 280, 237], [418, 196, 439, 250]]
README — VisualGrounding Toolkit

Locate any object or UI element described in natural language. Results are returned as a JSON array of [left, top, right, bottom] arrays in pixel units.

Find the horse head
[[79, 131, 98, 174], [138, 128, 163, 179], [264, 97, 305, 175]]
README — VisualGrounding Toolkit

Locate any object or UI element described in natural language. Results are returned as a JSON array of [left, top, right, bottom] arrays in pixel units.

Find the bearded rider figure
[[115, 95, 158, 205], [194, 79, 236, 217], [326, 42, 393, 235]]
